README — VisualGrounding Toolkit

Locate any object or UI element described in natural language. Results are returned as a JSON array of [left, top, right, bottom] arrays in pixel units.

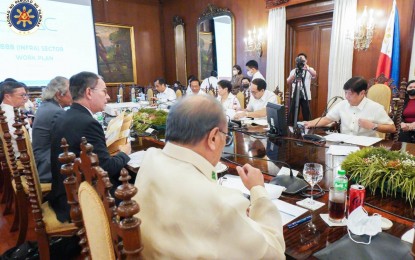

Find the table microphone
[[221, 151, 308, 194]]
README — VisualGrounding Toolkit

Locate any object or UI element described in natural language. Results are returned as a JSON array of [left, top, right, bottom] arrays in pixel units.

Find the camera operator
[[286, 53, 317, 122]]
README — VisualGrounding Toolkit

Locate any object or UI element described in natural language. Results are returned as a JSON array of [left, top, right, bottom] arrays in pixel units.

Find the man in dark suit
[[32, 76, 72, 183], [49, 71, 131, 222]]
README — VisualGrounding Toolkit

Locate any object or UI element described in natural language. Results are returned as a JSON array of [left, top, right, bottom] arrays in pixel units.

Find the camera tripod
[[290, 68, 312, 134]]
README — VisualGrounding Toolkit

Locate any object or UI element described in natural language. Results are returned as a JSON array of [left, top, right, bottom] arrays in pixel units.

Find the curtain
[[266, 7, 286, 92], [409, 25, 415, 81], [327, 0, 357, 100]]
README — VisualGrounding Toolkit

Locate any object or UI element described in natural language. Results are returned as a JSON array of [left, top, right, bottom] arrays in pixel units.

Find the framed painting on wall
[[198, 32, 214, 80], [95, 23, 137, 85]]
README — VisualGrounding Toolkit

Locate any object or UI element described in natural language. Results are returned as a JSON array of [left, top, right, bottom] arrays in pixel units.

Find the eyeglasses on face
[[13, 93, 29, 98], [91, 88, 108, 95], [218, 129, 233, 145]]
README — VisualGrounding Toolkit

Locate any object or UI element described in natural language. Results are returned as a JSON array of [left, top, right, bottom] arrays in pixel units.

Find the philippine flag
[[376, 0, 400, 86]]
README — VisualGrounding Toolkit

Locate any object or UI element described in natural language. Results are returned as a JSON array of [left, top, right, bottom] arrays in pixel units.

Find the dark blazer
[[32, 100, 64, 183], [49, 103, 130, 222]]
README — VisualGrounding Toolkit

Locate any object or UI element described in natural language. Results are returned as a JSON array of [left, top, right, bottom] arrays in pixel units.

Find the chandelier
[[353, 6, 375, 51], [244, 27, 264, 57]]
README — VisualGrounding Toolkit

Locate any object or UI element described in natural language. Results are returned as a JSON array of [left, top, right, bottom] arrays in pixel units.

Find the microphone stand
[[222, 151, 309, 194]]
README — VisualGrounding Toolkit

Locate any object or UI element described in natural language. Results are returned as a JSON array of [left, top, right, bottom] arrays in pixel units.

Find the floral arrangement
[[132, 108, 168, 134], [341, 146, 415, 205]]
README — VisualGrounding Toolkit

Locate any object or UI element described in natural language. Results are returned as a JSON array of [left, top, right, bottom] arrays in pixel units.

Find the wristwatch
[[372, 123, 378, 131]]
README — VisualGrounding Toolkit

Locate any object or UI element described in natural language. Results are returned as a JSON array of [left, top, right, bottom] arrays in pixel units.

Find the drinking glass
[[303, 163, 323, 205]]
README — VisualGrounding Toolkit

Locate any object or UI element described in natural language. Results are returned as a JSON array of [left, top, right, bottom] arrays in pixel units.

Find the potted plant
[[341, 147, 415, 206]]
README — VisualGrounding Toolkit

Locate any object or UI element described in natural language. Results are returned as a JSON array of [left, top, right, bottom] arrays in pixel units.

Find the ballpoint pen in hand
[[287, 215, 312, 229]]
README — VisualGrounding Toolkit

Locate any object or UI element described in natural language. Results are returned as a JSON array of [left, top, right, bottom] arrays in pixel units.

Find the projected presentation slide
[[0, 0, 98, 86]]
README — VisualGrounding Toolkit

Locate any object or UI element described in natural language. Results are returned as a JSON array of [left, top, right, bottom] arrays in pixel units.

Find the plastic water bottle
[[130, 85, 136, 102], [117, 84, 124, 103], [334, 170, 348, 191]]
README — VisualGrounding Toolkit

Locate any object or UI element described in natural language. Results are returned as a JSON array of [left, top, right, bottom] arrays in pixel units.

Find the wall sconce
[[244, 27, 263, 57], [353, 6, 375, 51]]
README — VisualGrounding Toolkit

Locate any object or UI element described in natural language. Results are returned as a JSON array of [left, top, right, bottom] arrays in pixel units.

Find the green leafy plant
[[132, 108, 168, 134], [341, 147, 415, 206]]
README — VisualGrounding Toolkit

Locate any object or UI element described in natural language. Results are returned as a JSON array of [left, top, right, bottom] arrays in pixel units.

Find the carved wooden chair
[[236, 91, 245, 109], [176, 88, 183, 98], [388, 79, 407, 142], [13, 109, 77, 260], [367, 74, 405, 140], [243, 88, 251, 109], [274, 86, 283, 105], [0, 107, 28, 245], [59, 137, 143, 259]]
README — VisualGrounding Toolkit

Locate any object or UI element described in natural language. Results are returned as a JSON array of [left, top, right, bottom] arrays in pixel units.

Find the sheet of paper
[[346, 135, 382, 146], [324, 133, 382, 147], [272, 199, 308, 225], [324, 133, 352, 142], [220, 174, 285, 199], [326, 145, 360, 156], [252, 119, 268, 126], [278, 166, 299, 177], [127, 151, 146, 168]]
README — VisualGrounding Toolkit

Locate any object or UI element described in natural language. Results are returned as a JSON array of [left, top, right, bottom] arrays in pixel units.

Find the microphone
[[312, 96, 343, 129], [221, 151, 308, 194]]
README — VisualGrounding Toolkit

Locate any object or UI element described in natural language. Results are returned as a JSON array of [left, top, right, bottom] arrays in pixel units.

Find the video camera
[[295, 57, 305, 70]]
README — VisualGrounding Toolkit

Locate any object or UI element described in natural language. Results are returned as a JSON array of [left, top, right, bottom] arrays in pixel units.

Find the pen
[[287, 215, 312, 229]]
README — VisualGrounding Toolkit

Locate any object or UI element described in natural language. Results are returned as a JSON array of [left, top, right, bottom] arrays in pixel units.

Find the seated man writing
[[133, 95, 285, 259], [234, 78, 277, 119], [304, 76, 396, 137]]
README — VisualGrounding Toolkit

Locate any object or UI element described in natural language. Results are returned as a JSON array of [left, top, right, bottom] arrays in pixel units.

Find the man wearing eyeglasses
[[133, 95, 285, 259], [234, 78, 278, 120], [49, 71, 131, 223], [0, 80, 32, 155]]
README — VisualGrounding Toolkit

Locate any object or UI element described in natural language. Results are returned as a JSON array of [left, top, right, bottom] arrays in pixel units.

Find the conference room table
[[132, 126, 415, 259]]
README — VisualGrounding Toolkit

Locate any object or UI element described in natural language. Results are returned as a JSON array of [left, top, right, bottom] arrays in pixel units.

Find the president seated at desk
[[133, 95, 285, 259], [304, 77, 396, 137]]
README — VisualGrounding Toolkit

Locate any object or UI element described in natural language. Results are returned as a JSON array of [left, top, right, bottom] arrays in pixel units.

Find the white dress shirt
[[200, 76, 218, 91], [217, 93, 241, 110], [246, 90, 278, 112], [156, 87, 177, 103], [326, 97, 394, 137], [289, 67, 315, 100], [1, 103, 32, 156], [133, 142, 285, 259], [252, 71, 265, 81]]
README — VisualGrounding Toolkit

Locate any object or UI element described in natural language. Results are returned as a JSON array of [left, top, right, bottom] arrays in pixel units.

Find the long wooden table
[[133, 129, 414, 259]]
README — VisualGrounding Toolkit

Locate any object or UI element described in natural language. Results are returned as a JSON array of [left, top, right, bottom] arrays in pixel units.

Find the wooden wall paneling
[[93, 0, 164, 90], [160, 0, 269, 84], [352, 0, 415, 83], [286, 13, 333, 119]]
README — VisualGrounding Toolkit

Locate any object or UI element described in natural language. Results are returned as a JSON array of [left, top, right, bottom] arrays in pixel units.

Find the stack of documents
[[324, 133, 382, 146], [219, 174, 285, 199]]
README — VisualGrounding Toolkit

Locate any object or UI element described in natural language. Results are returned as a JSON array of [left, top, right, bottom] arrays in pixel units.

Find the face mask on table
[[347, 206, 382, 245]]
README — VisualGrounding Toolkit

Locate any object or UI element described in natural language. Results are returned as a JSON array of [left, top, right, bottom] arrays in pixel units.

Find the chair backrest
[[243, 89, 250, 109], [274, 86, 283, 105], [236, 91, 245, 109], [59, 137, 143, 259], [176, 89, 183, 98], [0, 108, 27, 198], [78, 181, 116, 260], [388, 79, 407, 142], [367, 84, 392, 113], [147, 88, 154, 101], [11, 108, 48, 236], [367, 84, 392, 139]]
